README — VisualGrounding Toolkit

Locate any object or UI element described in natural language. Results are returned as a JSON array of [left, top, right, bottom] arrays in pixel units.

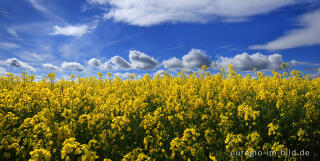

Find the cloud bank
[[2, 49, 317, 77], [88, 50, 159, 71], [213, 53, 283, 71], [162, 49, 285, 72]]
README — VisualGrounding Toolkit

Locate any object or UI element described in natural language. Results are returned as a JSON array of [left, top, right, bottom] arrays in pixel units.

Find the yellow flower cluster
[[0, 65, 319, 160]]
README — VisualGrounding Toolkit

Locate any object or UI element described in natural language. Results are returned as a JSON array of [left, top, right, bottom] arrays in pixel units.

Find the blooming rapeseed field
[[0, 64, 319, 161]]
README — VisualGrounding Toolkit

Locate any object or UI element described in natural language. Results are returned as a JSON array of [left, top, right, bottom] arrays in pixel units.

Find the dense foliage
[[0, 65, 319, 161]]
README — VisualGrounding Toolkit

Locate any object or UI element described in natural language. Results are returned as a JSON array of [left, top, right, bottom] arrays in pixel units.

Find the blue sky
[[0, 0, 320, 79]]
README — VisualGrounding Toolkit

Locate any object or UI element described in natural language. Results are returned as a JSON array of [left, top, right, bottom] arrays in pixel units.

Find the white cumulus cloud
[[110, 56, 131, 70], [162, 49, 212, 71], [214, 53, 283, 71], [88, 58, 102, 67], [163, 50, 287, 72], [162, 57, 183, 70], [61, 61, 84, 72], [5, 58, 36, 72], [129, 50, 158, 70], [109, 50, 159, 70], [182, 49, 212, 69], [88, 58, 114, 70], [43, 63, 61, 71]]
